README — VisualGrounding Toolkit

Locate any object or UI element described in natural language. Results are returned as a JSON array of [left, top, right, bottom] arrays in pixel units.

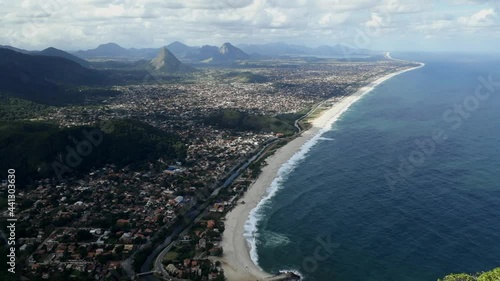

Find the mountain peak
[[74, 42, 131, 59], [42, 47, 58, 52], [168, 41, 189, 48], [94, 43, 128, 52], [157, 47, 177, 62], [98, 42, 123, 48], [219, 42, 236, 54], [38, 47, 91, 68], [150, 47, 194, 73], [218, 43, 249, 60]]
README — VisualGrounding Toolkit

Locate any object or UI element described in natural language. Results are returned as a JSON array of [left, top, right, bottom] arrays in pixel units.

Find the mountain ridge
[[0, 48, 104, 103]]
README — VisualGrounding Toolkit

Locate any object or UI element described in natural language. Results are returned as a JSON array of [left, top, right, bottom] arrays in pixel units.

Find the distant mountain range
[[237, 42, 375, 57], [2, 41, 376, 66], [187, 42, 250, 63], [72, 42, 252, 64], [74, 42, 159, 60], [69, 41, 374, 62], [0, 45, 91, 67], [0, 45, 198, 104], [0, 48, 103, 103], [165, 41, 199, 59], [34, 47, 91, 68]]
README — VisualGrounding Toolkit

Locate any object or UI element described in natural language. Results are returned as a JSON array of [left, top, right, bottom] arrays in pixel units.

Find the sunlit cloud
[[0, 0, 498, 52]]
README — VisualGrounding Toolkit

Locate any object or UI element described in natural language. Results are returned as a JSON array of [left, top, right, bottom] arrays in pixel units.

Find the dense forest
[[204, 109, 299, 136], [0, 95, 52, 120], [0, 119, 186, 186]]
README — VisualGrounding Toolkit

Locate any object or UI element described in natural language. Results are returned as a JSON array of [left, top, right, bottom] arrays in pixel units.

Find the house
[[124, 244, 134, 252], [174, 196, 184, 205], [207, 220, 216, 229], [209, 247, 223, 256], [116, 219, 130, 226], [166, 264, 179, 276], [198, 238, 206, 249], [180, 235, 191, 243]]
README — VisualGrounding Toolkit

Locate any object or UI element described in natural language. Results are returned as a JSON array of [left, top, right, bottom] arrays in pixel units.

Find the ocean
[[248, 53, 500, 281]]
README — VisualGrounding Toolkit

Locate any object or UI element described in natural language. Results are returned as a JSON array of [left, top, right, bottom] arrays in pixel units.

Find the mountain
[[166, 41, 199, 59], [192, 43, 249, 63], [190, 45, 219, 61], [0, 48, 104, 103], [313, 44, 373, 56], [0, 45, 30, 54], [128, 47, 160, 60], [167, 41, 190, 54], [237, 42, 375, 57], [73, 43, 191, 60], [149, 47, 194, 73], [216, 43, 249, 61], [74, 42, 131, 59], [1, 45, 91, 67], [35, 47, 91, 67], [238, 42, 307, 56]]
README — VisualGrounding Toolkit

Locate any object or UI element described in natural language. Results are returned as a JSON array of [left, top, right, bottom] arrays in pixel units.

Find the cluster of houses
[[9, 59, 415, 280]]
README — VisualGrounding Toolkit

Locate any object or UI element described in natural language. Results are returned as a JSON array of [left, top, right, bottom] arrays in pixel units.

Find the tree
[[76, 229, 93, 242], [439, 268, 500, 281], [440, 274, 476, 281], [478, 268, 500, 281], [115, 245, 124, 254]]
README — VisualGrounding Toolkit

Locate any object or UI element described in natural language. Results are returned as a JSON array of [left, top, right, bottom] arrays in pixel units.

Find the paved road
[[137, 109, 320, 281]]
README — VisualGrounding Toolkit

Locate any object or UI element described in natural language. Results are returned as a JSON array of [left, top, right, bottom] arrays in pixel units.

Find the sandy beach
[[219, 62, 425, 281]]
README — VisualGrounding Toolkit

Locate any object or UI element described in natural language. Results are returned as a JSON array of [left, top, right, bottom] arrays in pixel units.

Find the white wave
[[261, 231, 292, 248], [280, 269, 305, 280], [318, 137, 335, 141], [243, 62, 425, 271], [243, 99, 356, 269]]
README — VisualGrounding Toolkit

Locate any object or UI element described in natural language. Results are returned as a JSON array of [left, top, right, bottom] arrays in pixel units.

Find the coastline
[[219, 61, 425, 281]]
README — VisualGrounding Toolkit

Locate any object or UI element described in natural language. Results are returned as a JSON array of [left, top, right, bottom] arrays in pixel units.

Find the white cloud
[[0, 0, 498, 52], [458, 8, 496, 27]]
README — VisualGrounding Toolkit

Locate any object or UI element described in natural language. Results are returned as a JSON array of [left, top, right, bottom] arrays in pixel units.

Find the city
[[1, 55, 416, 281]]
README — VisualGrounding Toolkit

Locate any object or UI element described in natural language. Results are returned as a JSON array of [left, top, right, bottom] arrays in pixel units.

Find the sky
[[0, 0, 499, 52]]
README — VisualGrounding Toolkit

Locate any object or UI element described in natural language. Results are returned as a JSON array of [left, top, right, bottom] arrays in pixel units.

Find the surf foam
[[243, 62, 426, 274]]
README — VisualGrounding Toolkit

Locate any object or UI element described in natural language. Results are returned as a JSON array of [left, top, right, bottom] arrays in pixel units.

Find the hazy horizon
[[1, 0, 499, 53]]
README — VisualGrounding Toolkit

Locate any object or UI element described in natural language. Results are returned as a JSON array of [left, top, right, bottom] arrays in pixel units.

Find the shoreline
[[219, 61, 425, 281]]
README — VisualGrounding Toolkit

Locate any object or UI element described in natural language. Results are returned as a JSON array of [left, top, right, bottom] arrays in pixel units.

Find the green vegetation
[[132, 245, 152, 272], [0, 119, 186, 185], [76, 229, 94, 242], [439, 268, 500, 281], [0, 94, 52, 120], [223, 71, 269, 83], [0, 48, 105, 104], [163, 251, 179, 261], [204, 109, 297, 135]]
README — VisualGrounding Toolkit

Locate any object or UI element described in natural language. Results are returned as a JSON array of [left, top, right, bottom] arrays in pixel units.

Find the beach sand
[[219, 63, 424, 281]]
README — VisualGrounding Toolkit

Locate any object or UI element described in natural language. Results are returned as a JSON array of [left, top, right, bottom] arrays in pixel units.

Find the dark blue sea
[[250, 53, 500, 281]]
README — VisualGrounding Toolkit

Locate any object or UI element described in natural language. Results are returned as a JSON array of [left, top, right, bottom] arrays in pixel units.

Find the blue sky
[[0, 0, 498, 52]]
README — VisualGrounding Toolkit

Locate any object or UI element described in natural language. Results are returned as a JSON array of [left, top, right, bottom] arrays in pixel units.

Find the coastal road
[[141, 142, 277, 281], [141, 102, 330, 281]]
